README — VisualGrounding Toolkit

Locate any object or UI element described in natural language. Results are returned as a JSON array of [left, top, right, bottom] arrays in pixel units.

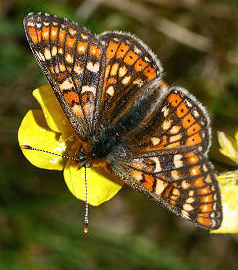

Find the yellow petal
[[235, 130, 238, 146], [63, 161, 124, 206], [33, 84, 73, 138], [217, 131, 238, 164], [18, 109, 70, 170], [211, 170, 238, 233]]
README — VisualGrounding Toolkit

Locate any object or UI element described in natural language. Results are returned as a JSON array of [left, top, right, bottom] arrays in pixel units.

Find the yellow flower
[[18, 84, 123, 206], [217, 131, 238, 164], [211, 131, 238, 233], [212, 170, 238, 233]]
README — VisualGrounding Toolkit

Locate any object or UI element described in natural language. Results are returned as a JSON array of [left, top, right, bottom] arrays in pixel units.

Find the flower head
[[211, 131, 238, 233], [18, 85, 123, 206]]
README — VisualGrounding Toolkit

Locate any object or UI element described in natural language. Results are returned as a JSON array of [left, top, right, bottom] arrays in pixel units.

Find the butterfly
[[23, 12, 222, 230]]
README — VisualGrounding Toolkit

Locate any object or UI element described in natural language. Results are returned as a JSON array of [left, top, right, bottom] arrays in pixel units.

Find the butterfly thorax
[[80, 131, 123, 167]]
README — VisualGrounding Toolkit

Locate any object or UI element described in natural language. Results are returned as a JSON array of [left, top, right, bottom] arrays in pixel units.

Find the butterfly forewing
[[128, 88, 211, 153], [97, 32, 165, 126], [24, 13, 106, 141]]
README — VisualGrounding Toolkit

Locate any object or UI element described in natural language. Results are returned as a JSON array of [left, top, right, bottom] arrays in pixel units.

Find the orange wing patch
[[59, 29, 66, 44], [42, 26, 50, 40], [51, 26, 58, 40], [77, 42, 88, 54], [66, 36, 76, 48], [124, 50, 139, 65], [176, 102, 189, 118], [167, 93, 182, 107], [116, 42, 130, 58], [107, 41, 119, 60], [143, 66, 156, 81], [142, 174, 155, 192], [63, 91, 79, 106], [90, 45, 101, 58]]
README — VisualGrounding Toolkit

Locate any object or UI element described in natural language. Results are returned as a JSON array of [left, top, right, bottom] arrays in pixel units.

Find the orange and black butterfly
[[23, 12, 222, 230]]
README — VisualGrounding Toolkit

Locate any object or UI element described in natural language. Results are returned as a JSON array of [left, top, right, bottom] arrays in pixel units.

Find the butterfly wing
[[96, 32, 165, 128], [127, 87, 211, 153], [108, 88, 222, 229], [24, 13, 106, 141]]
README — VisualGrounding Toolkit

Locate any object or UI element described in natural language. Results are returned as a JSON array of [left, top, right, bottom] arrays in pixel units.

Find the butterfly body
[[24, 12, 222, 230]]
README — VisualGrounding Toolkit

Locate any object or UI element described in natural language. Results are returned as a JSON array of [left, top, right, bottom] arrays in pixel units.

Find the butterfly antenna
[[83, 165, 89, 234], [20, 145, 79, 161]]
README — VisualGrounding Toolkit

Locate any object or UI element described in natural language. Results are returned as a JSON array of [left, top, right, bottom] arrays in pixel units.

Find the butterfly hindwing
[[24, 13, 106, 141], [110, 149, 222, 229]]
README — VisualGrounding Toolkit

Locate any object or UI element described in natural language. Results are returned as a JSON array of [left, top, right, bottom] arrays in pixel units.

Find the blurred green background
[[0, 0, 238, 269]]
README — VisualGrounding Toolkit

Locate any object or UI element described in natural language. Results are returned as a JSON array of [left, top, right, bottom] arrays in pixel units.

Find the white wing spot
[[133, 46, 141, 54], [150, 157, 161, 173], [106, 86, 115, 96], [183, 204, 194, 211], [82, 85, 96, 95], [66, 53, 74, 63], [144, 56, 151, 62], [58, 48, 63, 54], [60, 78, 74, 90], [205, 175, 212, 183], [170, 125, 181, 134], [27, 21, 35, 27], [193, 110, 200, 118], [81, 33, 88, 39], [110, 63, 119, 76], [122, 76, 131, 85], [73, 64, 83, 75], [119, 66, 127, 77], [185, 100, 192, 107], [182, 180, 190, 189], [171, 170, 180, 180], [162, 119, 172, 130], [51, 46, 57, 56], [161, 106, 169, 117], [186, 197, 195, 203], [44, 48, 51, 60], [86, 62, 100, 72], [133, 78, 143, 87], [155, 180, 167, 195], [174, 154, 183, 168], [151, 137, 161, 146]]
